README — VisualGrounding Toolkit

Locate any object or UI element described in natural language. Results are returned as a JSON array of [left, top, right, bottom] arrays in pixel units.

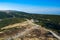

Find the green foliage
[[0, 12, 13, 19], [0, 18, 26, 28], [0, 10, 60, 31]]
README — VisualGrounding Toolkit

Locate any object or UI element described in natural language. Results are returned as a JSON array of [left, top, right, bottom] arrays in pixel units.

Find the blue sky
[[0, 0, 60, 14]]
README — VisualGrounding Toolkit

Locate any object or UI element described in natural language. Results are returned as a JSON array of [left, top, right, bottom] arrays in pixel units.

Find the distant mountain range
[[0, 10, 60, 18]]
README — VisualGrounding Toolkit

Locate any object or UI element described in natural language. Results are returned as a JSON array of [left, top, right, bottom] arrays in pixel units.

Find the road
[[49, 30, 60, 40]]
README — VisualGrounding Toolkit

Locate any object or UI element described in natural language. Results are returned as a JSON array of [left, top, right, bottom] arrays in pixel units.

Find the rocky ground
[[0, 20, 59, 40]]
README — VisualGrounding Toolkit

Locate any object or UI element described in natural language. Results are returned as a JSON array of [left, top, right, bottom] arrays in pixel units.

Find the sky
[[0, 0, 60, 14]]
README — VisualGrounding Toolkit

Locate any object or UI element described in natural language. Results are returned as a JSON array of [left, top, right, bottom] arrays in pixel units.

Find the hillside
[[0, 10, 60, 40], [0, 10, 60, 31], [0, 20, 59, 40]]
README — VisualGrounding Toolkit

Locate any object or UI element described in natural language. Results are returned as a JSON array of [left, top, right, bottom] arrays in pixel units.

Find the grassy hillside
[[0, 10, 60, 32], [0, 10, 60, 23], [0, 18, 26, 29]]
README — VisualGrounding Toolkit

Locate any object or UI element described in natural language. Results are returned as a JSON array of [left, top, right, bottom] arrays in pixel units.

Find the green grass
[[0, 18, 26, 29]]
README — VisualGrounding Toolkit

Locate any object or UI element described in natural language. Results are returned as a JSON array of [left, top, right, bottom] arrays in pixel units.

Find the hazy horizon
[[0, 0, 60, 15]]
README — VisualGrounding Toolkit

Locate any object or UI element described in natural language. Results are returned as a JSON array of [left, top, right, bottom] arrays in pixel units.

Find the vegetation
[[0, 18, 26, 28], [0, 10, 60, 32]]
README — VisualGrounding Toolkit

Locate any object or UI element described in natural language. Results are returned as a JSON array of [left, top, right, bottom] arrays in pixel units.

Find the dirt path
[[1, 19, 33, 30], [0, 19, 60, 40], [5, 23, 41, 40]]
